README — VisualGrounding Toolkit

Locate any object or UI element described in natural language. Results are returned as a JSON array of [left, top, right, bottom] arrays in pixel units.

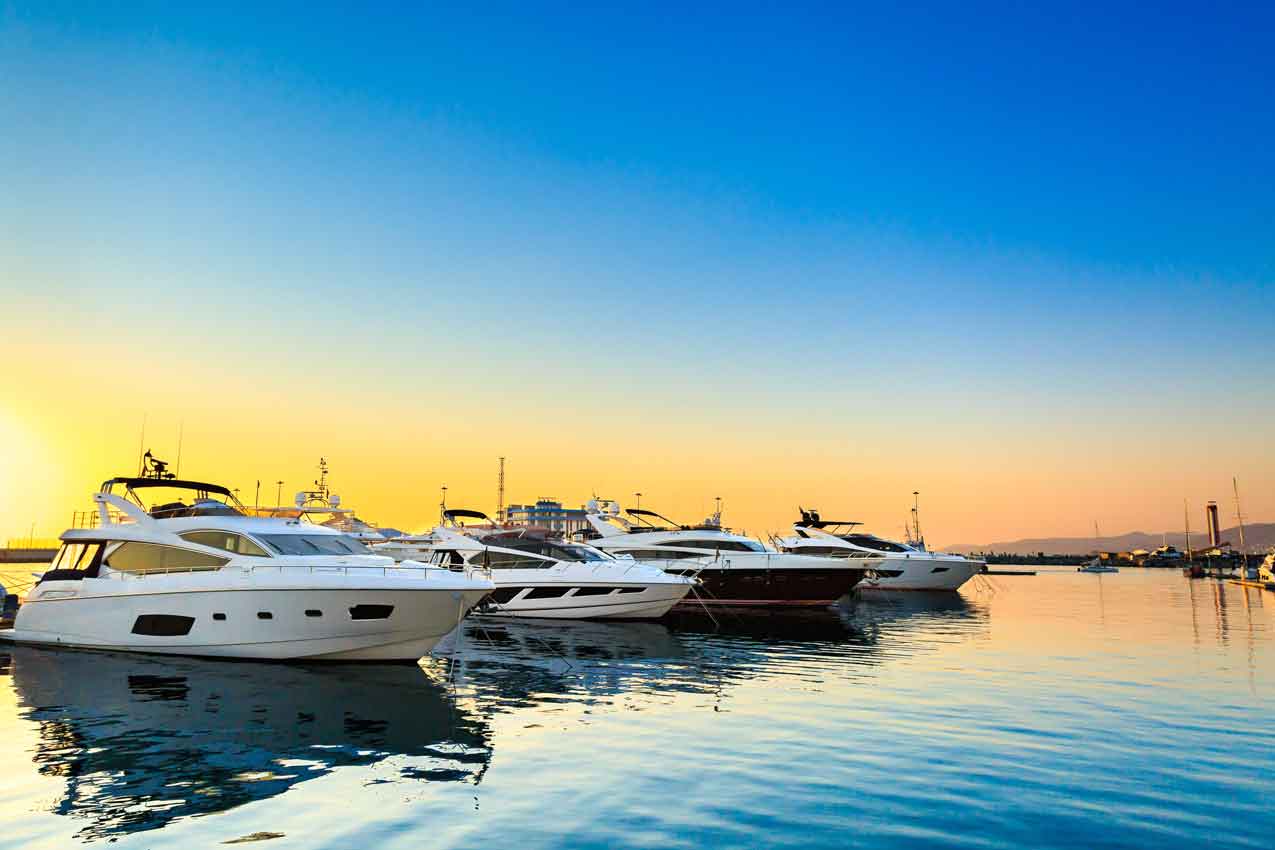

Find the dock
[[0, 547, 57, 564]]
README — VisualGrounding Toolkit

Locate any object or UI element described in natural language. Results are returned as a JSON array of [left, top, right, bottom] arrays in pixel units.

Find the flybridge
[[797, 508, 862, 531]]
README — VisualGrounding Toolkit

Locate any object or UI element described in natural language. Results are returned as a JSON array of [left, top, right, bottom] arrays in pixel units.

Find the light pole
[[634, 492, 642, 509], [276, 480, 284, 506]]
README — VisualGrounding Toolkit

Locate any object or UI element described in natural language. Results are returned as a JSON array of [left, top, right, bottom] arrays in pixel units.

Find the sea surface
[[0, 568, 1272, 849]]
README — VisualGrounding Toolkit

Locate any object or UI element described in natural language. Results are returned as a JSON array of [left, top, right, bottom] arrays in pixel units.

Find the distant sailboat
[[1078, 521, 1118, 573]]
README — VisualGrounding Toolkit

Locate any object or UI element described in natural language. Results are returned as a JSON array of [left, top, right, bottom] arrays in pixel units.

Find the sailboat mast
[[1184, 499, 1193, 561], [1233, 477, 1247, 553]]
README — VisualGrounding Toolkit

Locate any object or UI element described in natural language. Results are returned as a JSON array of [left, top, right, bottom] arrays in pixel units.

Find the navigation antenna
[[440, 484, 448, 524], [497, 457, 506, 523], [315, 457, 330, 500], [911, 491, 925, 551]]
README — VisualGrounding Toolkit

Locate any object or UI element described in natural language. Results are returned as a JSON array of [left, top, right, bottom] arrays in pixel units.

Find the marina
[[0, 568, 1271, 848], [3, 3, 1272, 847]]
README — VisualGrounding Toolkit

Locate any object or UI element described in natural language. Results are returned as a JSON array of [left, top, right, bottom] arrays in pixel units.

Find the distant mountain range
[[946, 523, 1275, 556]]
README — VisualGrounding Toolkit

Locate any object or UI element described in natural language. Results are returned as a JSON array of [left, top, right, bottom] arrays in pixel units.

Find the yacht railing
[[115, 562, 492, 580], [70, 509, 130, 529]]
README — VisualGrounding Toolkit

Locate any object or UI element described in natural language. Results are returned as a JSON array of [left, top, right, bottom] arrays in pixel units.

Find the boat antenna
[[1233, 477, 1247, 554], [175, 420, 184, 478], [440, 484, 448, 524], [136, 413, 147, 476], [911, 491, 924, 549], [316, 457, 329, 500]]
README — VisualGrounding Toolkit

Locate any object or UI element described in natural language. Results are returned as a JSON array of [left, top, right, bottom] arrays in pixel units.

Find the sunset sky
[[2, 2, 1272, 546]]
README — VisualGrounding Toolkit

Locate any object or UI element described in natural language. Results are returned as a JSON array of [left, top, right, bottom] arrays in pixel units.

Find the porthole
[[212, 612, 227, 621], [257, 611, 273, 620], [305, 609, 323, 617]]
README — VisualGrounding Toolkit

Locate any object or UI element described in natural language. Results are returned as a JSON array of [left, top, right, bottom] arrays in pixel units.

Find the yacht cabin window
[[615, 548, 704, 560], [841, 535, 908, 553], [42, 542, 106, 580], [50, 542, 103, 572], [179, 531, 270, 557], [257, 534, 372, 556], [471, 549, 553, 569], [105, 542, 229, 574], [654, 539, 765, 553], [496, 538, 607, 562]]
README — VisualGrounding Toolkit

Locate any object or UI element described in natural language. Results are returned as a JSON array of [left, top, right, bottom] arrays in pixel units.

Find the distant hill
[[946, 523, 1275, 556]]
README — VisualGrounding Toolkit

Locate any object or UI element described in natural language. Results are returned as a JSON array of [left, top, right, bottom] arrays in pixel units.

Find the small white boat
[[374, 509, 695, 620], [1078, 557, 1118, 574], [1, 459, 493, 661]]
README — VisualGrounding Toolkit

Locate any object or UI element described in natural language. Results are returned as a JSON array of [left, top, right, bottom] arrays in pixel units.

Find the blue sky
[[1, 2, 1272, 540]]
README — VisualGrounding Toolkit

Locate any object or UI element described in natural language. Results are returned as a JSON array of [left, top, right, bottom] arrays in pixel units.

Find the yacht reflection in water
[[6, 647, 490, 842], [428, 593, 988, 711]]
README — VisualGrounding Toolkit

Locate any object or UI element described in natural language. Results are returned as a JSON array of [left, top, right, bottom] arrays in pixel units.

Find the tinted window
[[131, 614, 195, 636], [179, 531, 270, 557], [106, 543, 228, 574], [616, 548, 704, 560], [488, 586, 526, 604], [572, 586, 618, 596], [524, 587, 569, 599], [479, 549, 554, 569], [44, 542, 104, 579], [349, 604, 394, 620], [655, 539, 764, 552], [788, 545, 844, 556], [258, 534, 371, 556], [494, 538, 606, 562], [843, 535, 908, 553]]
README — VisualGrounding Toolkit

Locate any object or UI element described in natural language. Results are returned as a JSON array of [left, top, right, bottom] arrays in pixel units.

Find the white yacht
[[251, 458, 397, 543], [374, 509, 694, 620], [582, 501, 882, 607], [0, 461, 493, 661], [776, 509, 982, 591]]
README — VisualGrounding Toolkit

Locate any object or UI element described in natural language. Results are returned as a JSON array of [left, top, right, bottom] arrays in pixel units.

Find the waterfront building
[[503, 499, 590, 536]]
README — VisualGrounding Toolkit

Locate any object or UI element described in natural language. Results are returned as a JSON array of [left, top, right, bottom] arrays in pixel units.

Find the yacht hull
[[654, 564, 867, 607], [479, 580, 691, 620], [6, 586, 491, 661], [859, 558, 981, 591]]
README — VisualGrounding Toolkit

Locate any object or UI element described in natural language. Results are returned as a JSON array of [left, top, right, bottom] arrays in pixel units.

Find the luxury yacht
[[776, 509, 982, 591], [251, 457, 398, 542], [373, 509, 695, 619], [581, 501, 880, 607], [0, 459, 493, 661]]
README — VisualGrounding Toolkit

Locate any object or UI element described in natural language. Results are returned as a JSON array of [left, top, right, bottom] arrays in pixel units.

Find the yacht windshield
[[258, 534, 372, 556], [495, 537, 607, 562]]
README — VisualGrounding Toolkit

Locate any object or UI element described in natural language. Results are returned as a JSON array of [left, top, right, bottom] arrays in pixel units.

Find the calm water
[[1, 569, 1272, 849]]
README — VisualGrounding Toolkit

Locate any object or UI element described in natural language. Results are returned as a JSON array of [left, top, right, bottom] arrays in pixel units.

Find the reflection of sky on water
[[1, 650, 490, 843], [1, 571, 1272, 848]]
